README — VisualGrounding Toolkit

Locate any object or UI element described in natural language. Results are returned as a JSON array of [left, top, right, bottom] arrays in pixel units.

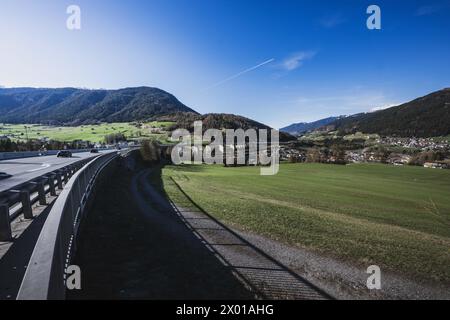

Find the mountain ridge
[[0, 86, 197, 125], [281, 88, 450, 138], [280, 116, 345, 135], [330, 88, 450, 137]]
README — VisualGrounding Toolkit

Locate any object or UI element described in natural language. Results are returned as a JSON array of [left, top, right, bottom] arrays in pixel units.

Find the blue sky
[[0, 0, 449, 128]]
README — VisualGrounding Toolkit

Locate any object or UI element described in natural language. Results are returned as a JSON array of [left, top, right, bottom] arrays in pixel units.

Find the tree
[[373, 146, 390, 163], [331, 144, 347, 164], [140, 139, 161, 162], [306, 149, 321, 163], [104, 133, 126, 144], [408, 151, 444, 166], [288, 154, 300, 163]]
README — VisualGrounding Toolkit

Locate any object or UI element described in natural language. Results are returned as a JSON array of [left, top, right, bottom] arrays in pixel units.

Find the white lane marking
[[26, 163, 51, 172]]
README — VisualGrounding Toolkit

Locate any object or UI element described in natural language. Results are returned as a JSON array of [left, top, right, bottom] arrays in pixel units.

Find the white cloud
[[280, 52, 316, 71], [319, 13, 345, 28]]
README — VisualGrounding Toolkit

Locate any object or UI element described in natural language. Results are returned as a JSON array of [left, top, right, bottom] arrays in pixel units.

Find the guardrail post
[[0, 204, 12, 241], [38, 182, 46, 205], [47, 175, 56, 196], [30, 182, 46, 205], [64, 169, 70, 182], [56, 173, 63, 190], [21, 191, 33, 219]]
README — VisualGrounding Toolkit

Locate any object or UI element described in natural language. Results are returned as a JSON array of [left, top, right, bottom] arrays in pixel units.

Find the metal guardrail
[[0, 157, 95, 241], [16, 151, 123, 300]]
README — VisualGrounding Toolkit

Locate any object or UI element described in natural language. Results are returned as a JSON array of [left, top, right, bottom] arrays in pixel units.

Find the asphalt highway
[[0, 151, 114, 192]]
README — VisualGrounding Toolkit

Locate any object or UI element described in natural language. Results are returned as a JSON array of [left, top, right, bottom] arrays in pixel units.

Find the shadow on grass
[[162, 172, 333, 300], [164, 163, 209, 173]]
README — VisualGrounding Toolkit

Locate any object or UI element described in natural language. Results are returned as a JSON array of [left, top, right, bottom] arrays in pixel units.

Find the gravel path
[[231, 229, 450, 300]]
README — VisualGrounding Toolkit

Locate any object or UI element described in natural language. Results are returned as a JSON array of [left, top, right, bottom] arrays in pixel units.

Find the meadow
[[160, 162, 450, 284], [0, 122, 174, 143]]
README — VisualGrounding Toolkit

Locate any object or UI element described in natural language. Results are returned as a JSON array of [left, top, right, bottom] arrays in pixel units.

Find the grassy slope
[[0, 122, 173, 143], [161, 163, 450, 283]]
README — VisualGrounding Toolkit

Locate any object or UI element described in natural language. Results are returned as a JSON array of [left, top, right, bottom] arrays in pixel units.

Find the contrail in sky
[[205, 58, 275, 90]]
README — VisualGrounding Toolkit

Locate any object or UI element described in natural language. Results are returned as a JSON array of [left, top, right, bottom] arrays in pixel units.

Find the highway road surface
[[0, 150, 114, 192]]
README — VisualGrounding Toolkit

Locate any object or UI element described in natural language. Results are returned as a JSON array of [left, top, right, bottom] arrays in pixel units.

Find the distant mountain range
[[0, 86, 296, 141], [280, 116, 344, 135], [281, 88, 450, 138], [0, 87, 197, 125], [331, 88, 450, 137], [2, 86, 448, 138]]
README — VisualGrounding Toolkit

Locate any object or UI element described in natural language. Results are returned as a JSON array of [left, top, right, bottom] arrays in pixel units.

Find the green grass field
[[159, 163, 450, 284], [0, 122, 174, 143]]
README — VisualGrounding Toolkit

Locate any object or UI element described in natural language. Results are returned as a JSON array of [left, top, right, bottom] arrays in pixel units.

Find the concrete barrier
[[16, 149, 135, 300], [0, 159, 92, 241]]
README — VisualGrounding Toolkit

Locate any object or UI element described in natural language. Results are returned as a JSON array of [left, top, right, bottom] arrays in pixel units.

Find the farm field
[[159, 162, 450, 284], [0, 122, 174, 143]]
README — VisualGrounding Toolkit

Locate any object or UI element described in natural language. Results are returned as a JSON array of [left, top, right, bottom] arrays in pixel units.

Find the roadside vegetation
[[161, 162, 450, 284]]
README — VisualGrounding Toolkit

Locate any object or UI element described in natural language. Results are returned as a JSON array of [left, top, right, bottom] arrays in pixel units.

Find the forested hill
[[0, 87, 197, 125], [331, 88, 450, 137], [159, 112, 296, 142]]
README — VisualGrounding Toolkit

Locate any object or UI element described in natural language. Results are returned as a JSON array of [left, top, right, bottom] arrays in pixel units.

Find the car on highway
[[56, 150, 72, 158], [0, 172, 12, 180], [90, 148, 99, 153]]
